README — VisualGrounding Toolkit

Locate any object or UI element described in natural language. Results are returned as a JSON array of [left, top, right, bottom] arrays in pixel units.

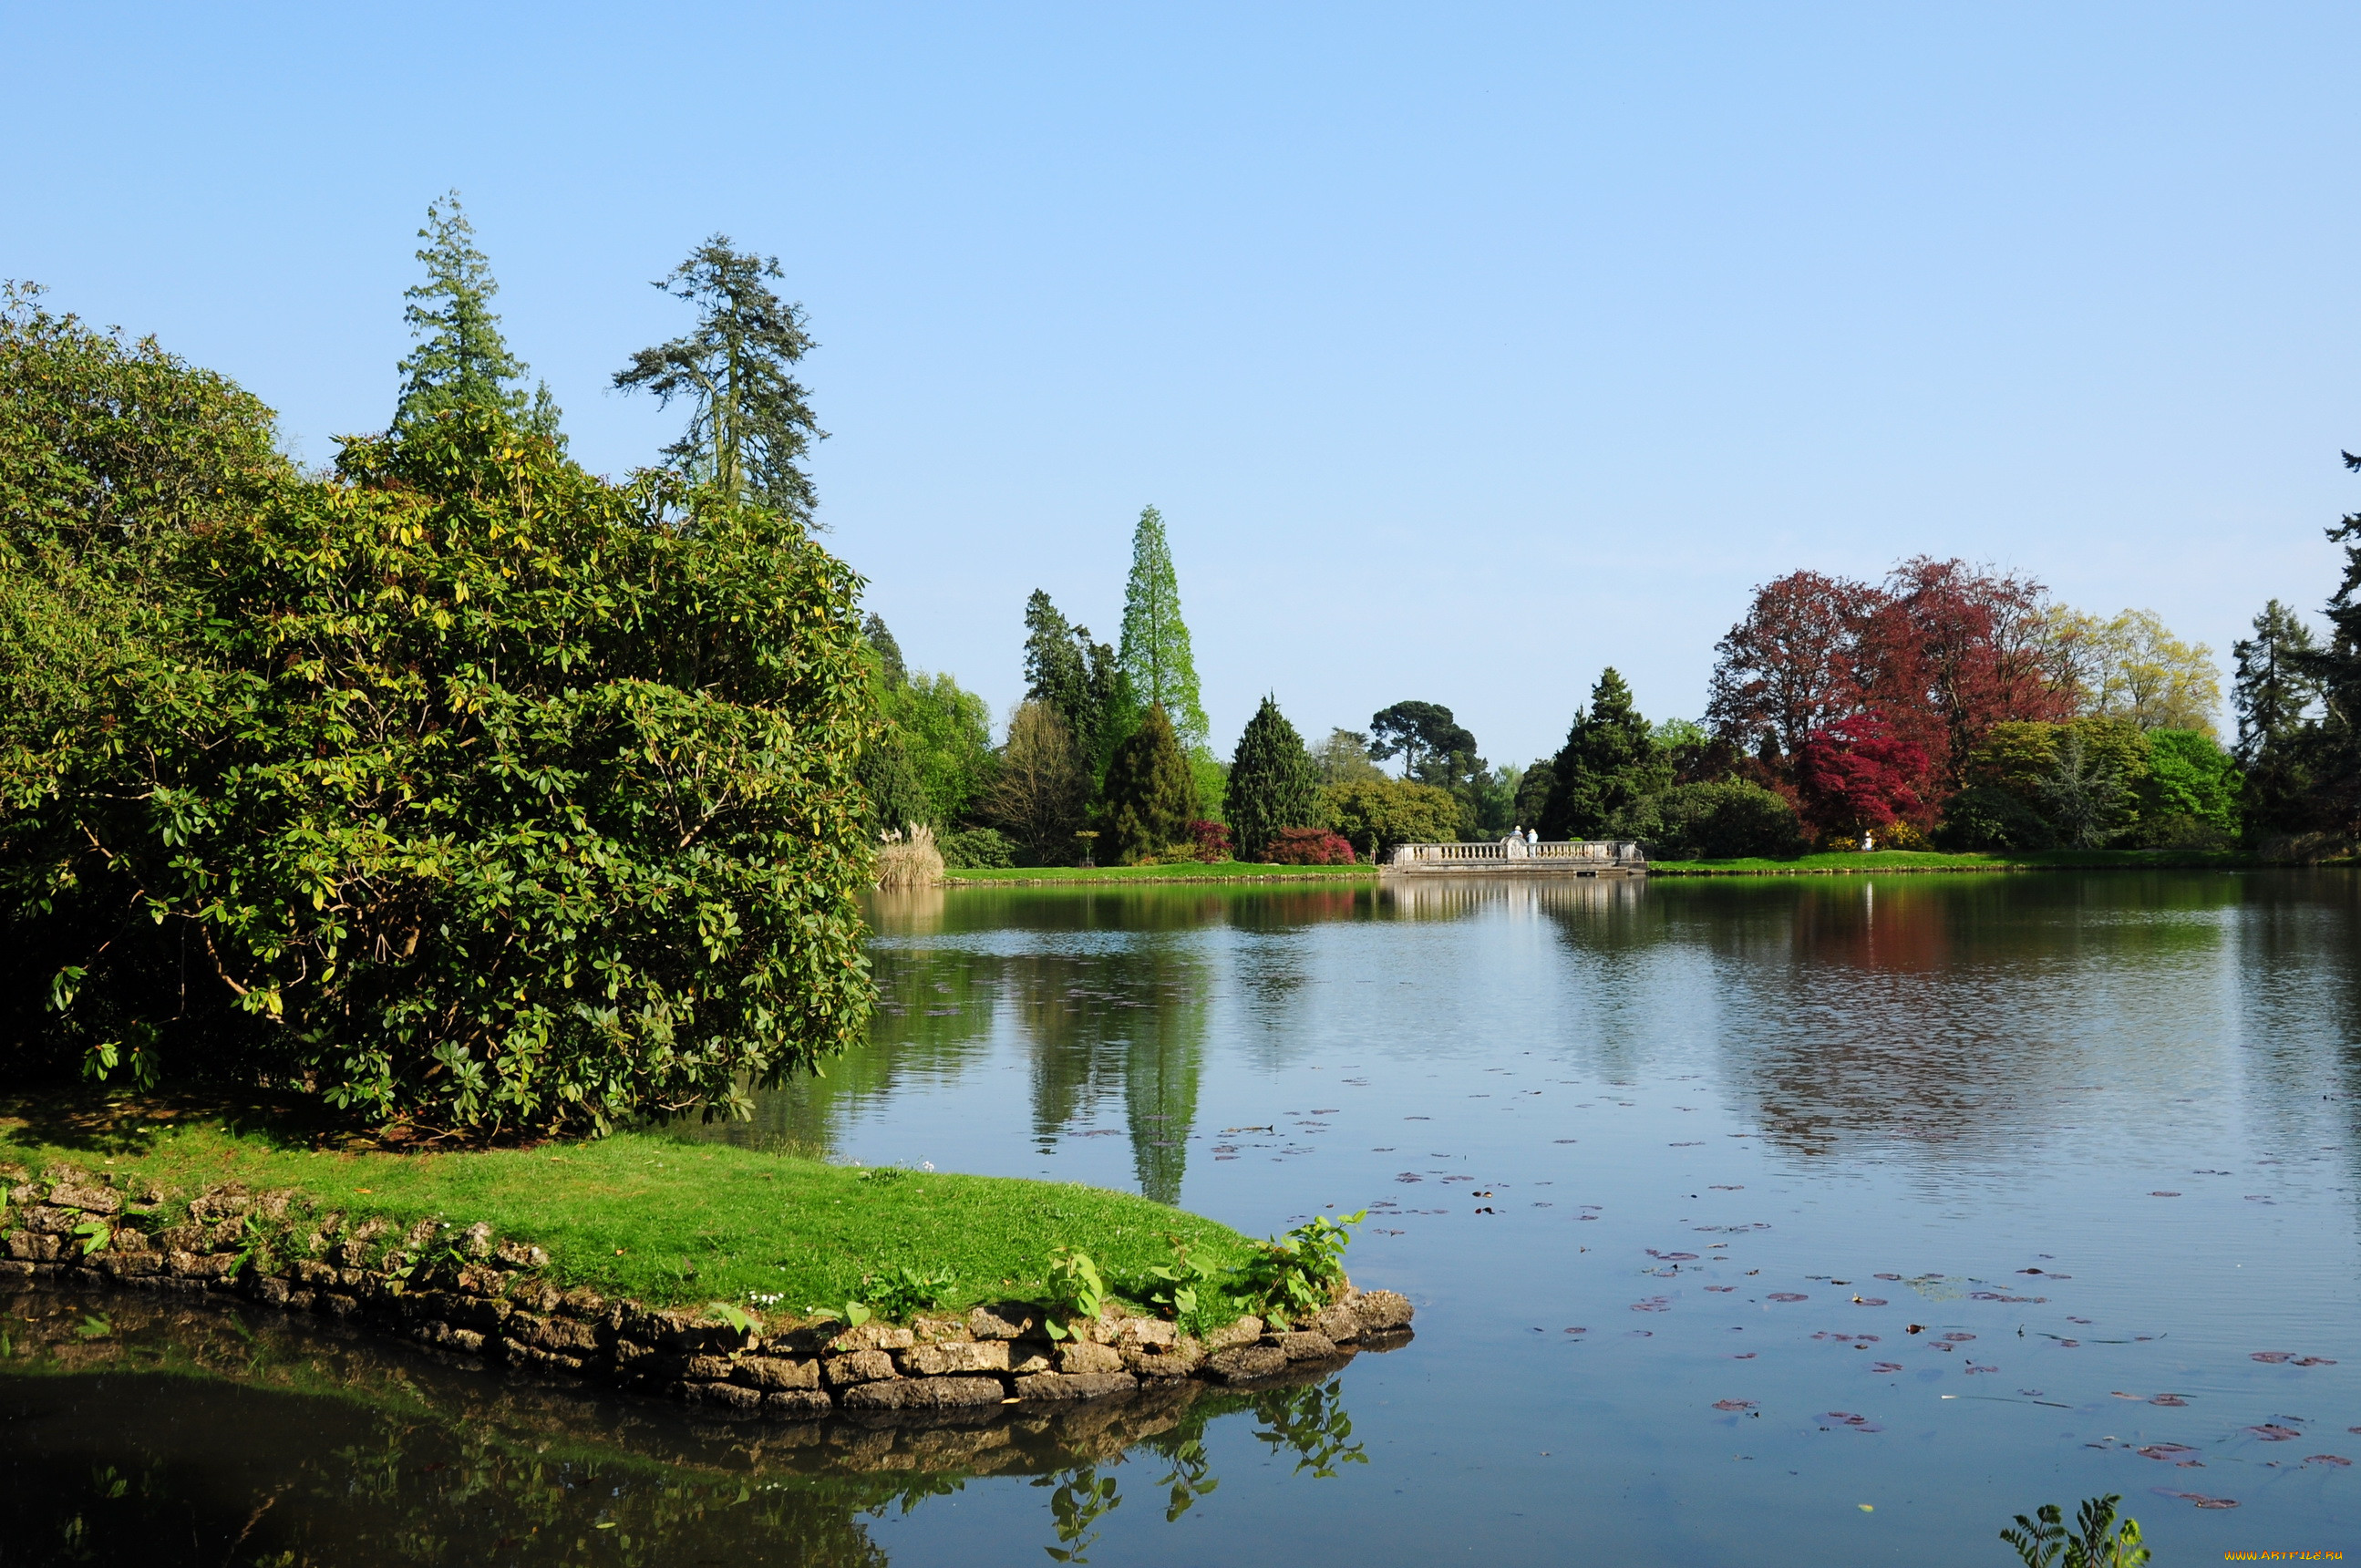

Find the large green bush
[[1623, 779, 1805, 860], [3, 335, 878, 1133], [1320, 777, 1463, 860]]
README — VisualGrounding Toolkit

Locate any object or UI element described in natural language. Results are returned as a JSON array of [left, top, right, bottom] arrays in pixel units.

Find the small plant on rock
[[1043, 1247, 1108, 1340], [1235, 1211, 1363, 1327], [861, 1264, 955, 1320], [1141, 1233, 1223, 1336]]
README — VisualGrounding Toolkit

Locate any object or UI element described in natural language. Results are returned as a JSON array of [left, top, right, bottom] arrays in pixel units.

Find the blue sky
[[8, 3, 2355, 764]]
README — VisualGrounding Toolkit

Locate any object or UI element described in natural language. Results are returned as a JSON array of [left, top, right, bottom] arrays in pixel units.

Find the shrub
[[1626, 780, 1804, 860], [936, 824, 1016, 869], [1236, 1211, 1363, 1328], [1936, 783, 2054, 851], [1186, 819, 1231, 862], [5, 404, 878, 1133], [1263, 827, 1356, 865], [1319, 778, 1461, 861]]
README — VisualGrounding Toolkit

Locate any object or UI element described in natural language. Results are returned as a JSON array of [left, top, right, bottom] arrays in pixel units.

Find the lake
[[6, 871, 2358, 1565]]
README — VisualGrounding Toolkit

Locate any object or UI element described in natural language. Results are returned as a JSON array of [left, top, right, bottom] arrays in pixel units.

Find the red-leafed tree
[[1795, 714, 1930, 841], [1857, 557, 2069, 790], [1705, 571, 1880, 775]]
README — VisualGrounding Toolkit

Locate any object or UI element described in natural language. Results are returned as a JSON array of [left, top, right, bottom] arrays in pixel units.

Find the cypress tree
[[1118, 506, 1210, 752], [1103, 704, 1199, 862], [1541, 668, 1671, 840], [394, 192, 562, 441], [1226, 696, 1320, 861]]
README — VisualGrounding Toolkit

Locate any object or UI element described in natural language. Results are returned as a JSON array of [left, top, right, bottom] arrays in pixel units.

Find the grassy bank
[[1648, 848, 2262, 874], [946, 861, 1377, 885], [0, 1094, 1255, 1315]]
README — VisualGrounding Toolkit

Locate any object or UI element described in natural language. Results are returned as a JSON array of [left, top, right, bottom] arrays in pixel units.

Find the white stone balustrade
[[1385, 840, 1646, 873]]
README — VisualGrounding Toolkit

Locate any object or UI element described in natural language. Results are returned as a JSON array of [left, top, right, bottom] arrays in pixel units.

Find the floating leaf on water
[[2151, 1488, 2240, 1508], [2246, 1425, 2304, 1442], [2150, 1395, 2190, 1406], [1872, 1274, 1901, 1281], [2251, 1352, 2295, 1364], [1852, 1297, 1888, 1306], [1965, 1365, 1999, 1374], [2294, 1357, 2338, 1367], [1631, 1298, 1672, 1312], [2135, 1443, 2200, 1460], [1627, 1329, 1653, 1337], [1564, 1326, 1587, 1334], [1712, 1399, 1758, 1411], [2110, 1391, 2146, 1399], [1709, 1183, 1745, 1190], [1669, 1141, 1705, 1147], [1942, 1333, 1976, 1342], [2150, 1191, 2181, 1197], [1871, 1361, 1902, 1372], [1705, 1285, 1736, 1294], [2307, 1455, 2353, 1466], [1552, 1139, 1579, 1144], [1768, 1293, 1808, 1303], [1729, 1352, 1757, 1359]]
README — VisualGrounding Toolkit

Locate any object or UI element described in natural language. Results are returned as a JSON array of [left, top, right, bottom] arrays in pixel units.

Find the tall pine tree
[[1103, 704, 1199, 863], [614, 237, 822, 521], [1226, 696, 1320, 861], [394, 192, 562, 441], [1118, 506, 1209, 753], [2235, 598, 2321, 836], [1541, 668, 1671, 840]]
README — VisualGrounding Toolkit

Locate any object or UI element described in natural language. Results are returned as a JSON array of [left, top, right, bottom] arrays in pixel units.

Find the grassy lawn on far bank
[[1648, 847, 2262, 874], [946, 849, 2268, 882], [945, 861, 1377, 883], [0, 1094, 1256, 1315]]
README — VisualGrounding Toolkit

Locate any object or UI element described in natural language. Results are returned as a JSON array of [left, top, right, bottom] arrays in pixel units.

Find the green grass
[[0, 1093, 1255, 1316], [946, 861, 1376, 883], [1649, 848, 2261, 874]]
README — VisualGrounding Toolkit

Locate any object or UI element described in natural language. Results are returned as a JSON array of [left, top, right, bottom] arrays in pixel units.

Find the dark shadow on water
[[0, 1284, 1376, 1568]]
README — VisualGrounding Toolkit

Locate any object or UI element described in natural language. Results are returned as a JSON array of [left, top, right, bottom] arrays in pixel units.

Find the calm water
[[7, 871, 2360, 1565]]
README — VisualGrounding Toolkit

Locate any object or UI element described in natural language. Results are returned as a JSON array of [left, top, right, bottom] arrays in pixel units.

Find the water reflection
[[708, 873, 2361, 1199], [0, 1286, 1372, 1568]]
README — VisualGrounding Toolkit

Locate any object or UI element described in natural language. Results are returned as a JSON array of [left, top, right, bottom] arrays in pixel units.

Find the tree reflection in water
[[0, 1286, 1370, 1568]]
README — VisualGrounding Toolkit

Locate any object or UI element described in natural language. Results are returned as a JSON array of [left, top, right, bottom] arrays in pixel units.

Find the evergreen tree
[[1023, 590, 1088, 730], [1022, 589, 1134, 798], [1541, 668, 1672, 840], [1118, 506, 1209, 751], [2234, 599, 2319, 762], [863, 612, 907, 688], [1225, 696, 1320, 861], [614, 237, 822, 521], [1103, 704, 1199, 862], [394, 192, 562, 441], [2287, 452, 2361, 838]]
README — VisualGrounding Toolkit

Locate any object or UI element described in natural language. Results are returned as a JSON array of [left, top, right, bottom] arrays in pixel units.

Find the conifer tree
[[615, 237, 822, 521], [2234, 600, 2319, 762], [1541, 668, 1671, 840], [1118, 506, 1209, 752], [394, 192, 562, 441], [1226, 696, 1320, 861], [1103, 704, 1199, 862], [1023, 589, 1133, 797]]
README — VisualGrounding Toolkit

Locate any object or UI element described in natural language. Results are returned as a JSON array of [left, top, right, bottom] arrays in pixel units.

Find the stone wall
[[0, 1164, 1413, 1420]]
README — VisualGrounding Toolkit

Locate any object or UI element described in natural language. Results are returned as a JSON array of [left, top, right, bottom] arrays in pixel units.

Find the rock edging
[[0, 1167, 1413, 1419]]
